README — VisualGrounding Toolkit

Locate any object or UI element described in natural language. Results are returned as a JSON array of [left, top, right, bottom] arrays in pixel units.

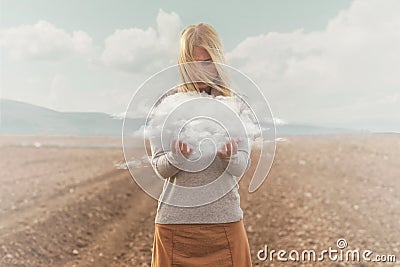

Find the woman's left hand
[[216, 139, 239, 158]]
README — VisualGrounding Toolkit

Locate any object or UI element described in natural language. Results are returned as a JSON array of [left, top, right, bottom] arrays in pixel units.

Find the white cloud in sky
[[1, 1, 399, 132], [0, 20, 96, 62], [225, 0, 400, 131], [99, 9, 181, 74]]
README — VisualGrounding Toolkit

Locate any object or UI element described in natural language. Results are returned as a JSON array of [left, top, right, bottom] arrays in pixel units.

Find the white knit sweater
[[150, 88, 251, 224]]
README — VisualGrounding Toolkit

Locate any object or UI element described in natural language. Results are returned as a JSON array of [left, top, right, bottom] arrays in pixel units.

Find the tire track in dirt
[[0, 168, 124, 238], [62, 174, 157, 267], [0, 168, 157, 266]]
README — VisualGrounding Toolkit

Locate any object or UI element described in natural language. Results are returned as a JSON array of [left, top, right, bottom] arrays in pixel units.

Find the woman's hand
[[171, 139, 193, 158], [216, 139, 239, 158]]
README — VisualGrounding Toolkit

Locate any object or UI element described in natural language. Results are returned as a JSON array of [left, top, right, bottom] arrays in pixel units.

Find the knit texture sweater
[[150, 88, 251, 224]]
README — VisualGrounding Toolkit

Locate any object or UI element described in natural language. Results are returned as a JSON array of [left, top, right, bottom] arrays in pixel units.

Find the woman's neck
[[199, 86, 212, 95]]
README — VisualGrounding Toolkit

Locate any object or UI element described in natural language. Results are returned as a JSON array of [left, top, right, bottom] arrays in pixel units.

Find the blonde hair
[[176, 23, 232, 96]]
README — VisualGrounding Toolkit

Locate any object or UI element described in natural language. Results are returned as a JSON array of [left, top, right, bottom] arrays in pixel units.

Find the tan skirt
[[151, 219, 252, 267]]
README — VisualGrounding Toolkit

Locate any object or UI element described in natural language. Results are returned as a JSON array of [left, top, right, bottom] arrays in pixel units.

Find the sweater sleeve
[[150, 137, 186, 179], [220, 151, 251, 177], [219, 140, 251, 177]]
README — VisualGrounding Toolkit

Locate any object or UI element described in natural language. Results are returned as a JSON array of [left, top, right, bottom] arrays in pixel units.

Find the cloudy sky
[[1, 0, 399, 132]]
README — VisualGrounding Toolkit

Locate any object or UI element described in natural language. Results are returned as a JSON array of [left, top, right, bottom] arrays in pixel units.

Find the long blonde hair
[[176, 23, 232, 96]]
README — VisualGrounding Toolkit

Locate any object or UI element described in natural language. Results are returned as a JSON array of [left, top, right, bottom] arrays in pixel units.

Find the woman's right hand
[[171, 139, 193, 158]]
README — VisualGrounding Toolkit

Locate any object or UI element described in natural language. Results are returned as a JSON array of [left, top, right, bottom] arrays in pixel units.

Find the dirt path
[[1, 134, 399, 266]]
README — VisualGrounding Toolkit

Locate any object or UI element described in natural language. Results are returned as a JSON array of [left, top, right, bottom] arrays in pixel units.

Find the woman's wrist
[[218, 153, 239, 160]]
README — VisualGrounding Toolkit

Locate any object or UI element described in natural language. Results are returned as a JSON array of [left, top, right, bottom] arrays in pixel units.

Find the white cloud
[[225, 0, 400, 131], [144, 92, 260, 158], [0, 20, 96, 62], [99, 9, 182, 74]]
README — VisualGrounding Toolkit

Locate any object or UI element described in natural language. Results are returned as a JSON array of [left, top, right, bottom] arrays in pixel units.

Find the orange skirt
[[151, 219, 252, 267]]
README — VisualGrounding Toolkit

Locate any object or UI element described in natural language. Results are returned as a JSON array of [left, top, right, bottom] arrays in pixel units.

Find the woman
[[150, 23, 253, 267]]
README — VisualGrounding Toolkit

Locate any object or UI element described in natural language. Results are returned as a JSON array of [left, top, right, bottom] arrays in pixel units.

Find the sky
[[1, 0, 399, 132]]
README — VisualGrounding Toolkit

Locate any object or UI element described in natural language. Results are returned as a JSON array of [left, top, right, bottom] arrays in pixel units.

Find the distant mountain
[[0, 98, 367, 136], [273, 121, 369, 136], [0, 98, 145, 136]]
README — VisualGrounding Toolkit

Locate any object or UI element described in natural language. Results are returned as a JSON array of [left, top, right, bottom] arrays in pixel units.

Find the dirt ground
[[0, 134, 399, 266]]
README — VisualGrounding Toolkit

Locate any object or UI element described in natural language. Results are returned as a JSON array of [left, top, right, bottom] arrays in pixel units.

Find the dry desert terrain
[[0, 134, 399, 266]]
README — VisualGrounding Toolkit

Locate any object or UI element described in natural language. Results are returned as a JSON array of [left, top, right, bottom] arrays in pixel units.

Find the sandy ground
[[0, 134, 399, 267]]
